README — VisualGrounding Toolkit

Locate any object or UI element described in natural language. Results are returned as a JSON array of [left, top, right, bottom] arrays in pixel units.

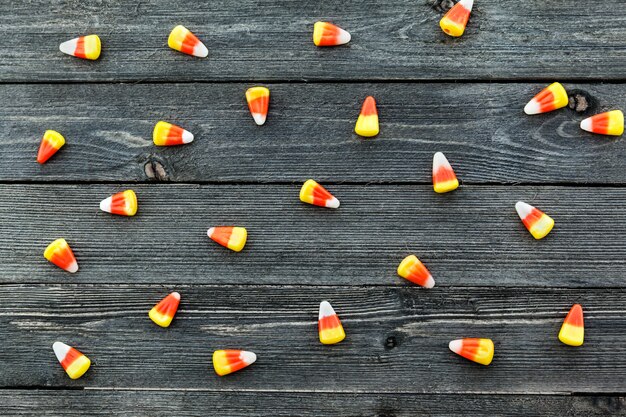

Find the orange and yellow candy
[[433, 152, 459, 193], [149, 292, 181, 328], [313, 22, 351, 46], [440, 0, 474, 37], [449, 338, 494, 366], [397, 255, 435, 288], [37, 130, 65, 164], [580, 110, 624, 136], [354, 96, 379, 137], [515, 201, 554, 240], [44, 238, 78, 273], [299, 179, 340, 209], [59, 35, 101, 60], [100, 190, 138, 216], [153, 121, 194, 146], [246, 87, 270, 126], [207, 226, 247, 252], [318, 301, 346, 345], [212, 349, 257, 376], [524, 82, 568, 115], [53, 342, 91, 379], [559, 304, 584, 346], [168, 25, 208, 58]]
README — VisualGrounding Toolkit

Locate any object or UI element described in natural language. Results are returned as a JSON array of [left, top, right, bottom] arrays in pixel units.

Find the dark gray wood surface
[[1, 0, 625, 82], [2, 83, 625, 183]]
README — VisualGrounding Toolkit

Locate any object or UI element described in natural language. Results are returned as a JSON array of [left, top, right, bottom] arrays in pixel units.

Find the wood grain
[[1, 284, 625, 393], [2, 83, 625, 183], [2, 390, 625, 416], [3, 184, 626, 287], [1, 0, 625, 82]]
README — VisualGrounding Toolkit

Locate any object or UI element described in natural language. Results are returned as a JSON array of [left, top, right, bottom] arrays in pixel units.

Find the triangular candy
[[397, 255, 435, 288], [153, 121, 194, 146], [354, 96, 379, 137], [37, 130, 65, 164], [559, 304, 584, 346], [246, 87, 270, 126], [433, 152, 459, 193], [440, 0, 474, 37], [318, 301, 346, 345], [60, 35, 101, 60], [53, 342, 91, 379], [524, 82, 568, 115], [207, 226, 247, 252], [515, 201, 554, 240], [168, 25, 208, 58], [580, 110, 624, 136], [100, 190, 138, 216], [313, 22, 351, 46], [212, 349, 256, 376], [299, 179, 340, 208], [44, 238, 78, 273], [149, 292, 181, 328], [449, 338, 494, 365]]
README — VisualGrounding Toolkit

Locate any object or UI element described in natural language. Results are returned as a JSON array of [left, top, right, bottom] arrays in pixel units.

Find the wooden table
[[2, 1, 626, 415]]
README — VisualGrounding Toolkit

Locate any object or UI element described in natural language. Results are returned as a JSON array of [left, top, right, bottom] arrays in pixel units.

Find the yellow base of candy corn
[[434, 178, 459, 194], [149, 308, 174, 328], [355, 115, 379, 137], [65, 356, 91, 379], [529, 215, 555, 240], [227, 228, 247, 252], [83, 35, 101, 60], [440, 19, 465, 37], [319, 327, 346, 345], [559, 323, 584, 346]]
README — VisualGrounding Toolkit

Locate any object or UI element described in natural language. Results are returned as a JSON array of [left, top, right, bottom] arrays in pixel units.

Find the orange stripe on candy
[[248, 96, 268, 115], [534, 90, 556, 113], [74, 37, 86, 59], [433, 166, 456, 184], [211, 227, 234, 246], [319, 314, 341, 331], [223, 350, 248, 373], [165, 124, 184, 145], [181, 32, 199, 55], [520, 207, 544, 229], [360, 97, 377, 116], [445, 3, 471, 25], [60, 347, 82, 370]]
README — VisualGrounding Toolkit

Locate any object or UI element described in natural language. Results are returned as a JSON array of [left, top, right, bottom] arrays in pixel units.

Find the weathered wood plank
[[2, 390, 625, 417], [2, 83, 625, 183], [1, 0, 625, 81], [1, 284, 625, 393], [3, 184, 626, 287]]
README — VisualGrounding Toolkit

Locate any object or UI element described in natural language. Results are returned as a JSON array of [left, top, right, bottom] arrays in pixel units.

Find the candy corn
[[299, 179, 340, 209], [354, 96, 379, 137], [432, 152, 459, 193], [37, 130, 65, 164], [100, 190, 138, 217], [397, 255, 435, 288], [59, 35, 101, 60], [559, 304, 584, 346], [212, 349, 257, 376], [313, 22, 351, 46], [580, 110, 624, 136], [149, 292, 181, 328], [515, 201, 554, 240], [440, 0, 473, 37], [53, 342, 91, 379], [44, 238, 78, 273], [318, 301, 346, 345], [168, 25, 208, 58], [153, 121, 194, 146], [207, 226, 247, 252], [246, 87, 270, 126], [449, 338, 494, 365], [524, 82, 568, 115]]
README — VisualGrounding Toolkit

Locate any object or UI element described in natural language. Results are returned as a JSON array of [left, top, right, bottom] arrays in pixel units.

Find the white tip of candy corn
[[207, 227, 215, 238], [319, 300, 336, 320], [240, 351, 257, 365], [59, 39, 78, 56], [336, 28, 351, 45], [194, 43, 209, 58], [423, 276, 436, 289], [515, 201, 533, 219], [100, 196, 112, 213], [182, 130, 194, 144], [459, 0, 474, 11], [433, 152, 451, 170], [171, 292, 181, 301], [325, 197, 340, 209], [53, 341, 71, 362], [579, 118, 592, 133], [252, 113, 267, 126], [66, 261, 79, 273], [448, 339, 462, 354], [524, 100, 542, 115]]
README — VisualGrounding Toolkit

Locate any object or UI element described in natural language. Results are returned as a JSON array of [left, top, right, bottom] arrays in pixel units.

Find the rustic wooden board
[[1, 284, 625, 393], [2, 390, 625, 416], [2, 83, 625, 183], [1, 0, 625, 82], [2, 184, 626, 287]]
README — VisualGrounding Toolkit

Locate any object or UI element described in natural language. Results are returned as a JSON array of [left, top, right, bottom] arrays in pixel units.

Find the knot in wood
[[144, 156, 169, 181], [384, 335, 398, 349], [567, 90, 595, 113], [427, 0, 455, 12]]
